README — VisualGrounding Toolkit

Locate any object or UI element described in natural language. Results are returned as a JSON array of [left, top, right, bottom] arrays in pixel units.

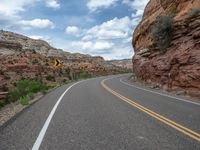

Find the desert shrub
[[189, 8, 200, 18], [31, 59, 38, 65], [0, 101, 7, 109], [59, 70, 63, 76], [78, 73, 92, 79], [152, 15, 173, 54], [27, 92, 34, 99], [65, 68, 70, 74], [4, 75, 11, 80], [10, 80, 47, 102], [8, 60, 14, 64], [0, 69, 4, 75], [19, 96, 29, 106], [0, 84, 9, 92], [46, 74, 55, 81], [62, 79, 67, 83]]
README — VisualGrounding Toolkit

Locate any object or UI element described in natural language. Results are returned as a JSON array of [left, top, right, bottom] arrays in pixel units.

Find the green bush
[[4, 75, 11, 80], [10, 80, 47, 102], [0, 84, 8, 92], [19, 96, 29, 106], [62, 79, 67, 83], [0, 69, 4, 75], [27, 92, 34, 99], [31, 59, 38, 65], [0, 101, 6, 109], [152, 15, 173, 54], [189, 8, 200, 18], [78, 73, 92, 79]]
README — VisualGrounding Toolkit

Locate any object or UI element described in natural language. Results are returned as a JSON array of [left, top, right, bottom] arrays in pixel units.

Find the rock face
[[132, 0, 200, 97]]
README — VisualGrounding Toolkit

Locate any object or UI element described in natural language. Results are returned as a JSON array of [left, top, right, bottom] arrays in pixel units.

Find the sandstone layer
[[132, 0, 200, 97]]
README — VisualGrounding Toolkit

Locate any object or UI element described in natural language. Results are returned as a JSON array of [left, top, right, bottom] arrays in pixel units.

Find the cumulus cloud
[[71, 41, 114, 51], [0, 0, 60, 30], [87, 0, 118, 12], [81, 16, 135, 41], [63, 15, 137, 59], [45, 0, 60, 9], [19, 19, 55, 29], [65, 26, 80, 35]]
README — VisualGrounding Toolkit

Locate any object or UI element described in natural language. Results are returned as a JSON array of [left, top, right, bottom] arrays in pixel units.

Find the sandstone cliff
[[132, 0, 200, 97]]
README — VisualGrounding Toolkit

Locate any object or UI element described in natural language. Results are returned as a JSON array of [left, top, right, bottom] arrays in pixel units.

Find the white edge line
[[32, 80, 85, 150], [119, 78, 200, 106]]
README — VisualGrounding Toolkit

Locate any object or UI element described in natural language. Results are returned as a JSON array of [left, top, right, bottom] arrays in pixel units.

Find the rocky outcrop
[[132, 0, 200, 97], [0, 40, 22, 51]]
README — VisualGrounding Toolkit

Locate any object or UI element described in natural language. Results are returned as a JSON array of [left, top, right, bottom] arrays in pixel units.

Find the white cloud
[[122, 0, 149, 9], [65, 26, 80, 35], [0, 0, 60, 30], [93, 41, 114, 50], [29, 35, 44, 39], [0, 0, 38, 18], [61, 15, 138, 59], [71, 41, 114, 51], [82, 16, 134, 40], [123, 0, 149, 18], [45, 0, 60, 9], [87, 0, 118, 12], [19, 19, 55, 29]]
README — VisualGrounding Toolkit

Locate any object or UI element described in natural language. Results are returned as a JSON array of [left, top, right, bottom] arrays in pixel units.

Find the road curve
[[0, 74, 199, 150]]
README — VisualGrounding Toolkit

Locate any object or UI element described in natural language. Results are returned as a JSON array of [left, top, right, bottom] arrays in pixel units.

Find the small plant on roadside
[[78, 72, 92, 79], [9, 80, 47, 102], [62, 79, 67, 83], [19, 96, 29, 106], [152, 15, 173, 54], [27, 92, 34, 99]]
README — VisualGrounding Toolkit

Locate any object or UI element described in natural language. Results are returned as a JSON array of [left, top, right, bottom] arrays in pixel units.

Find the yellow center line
[[101, 79, 200, 142]]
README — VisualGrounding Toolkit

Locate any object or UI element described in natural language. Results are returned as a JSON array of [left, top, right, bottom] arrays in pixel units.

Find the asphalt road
[[0, 74, 199, 150]]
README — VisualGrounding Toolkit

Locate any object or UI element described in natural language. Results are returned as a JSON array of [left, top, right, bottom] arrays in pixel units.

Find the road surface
[[0, 74, 199, 150]]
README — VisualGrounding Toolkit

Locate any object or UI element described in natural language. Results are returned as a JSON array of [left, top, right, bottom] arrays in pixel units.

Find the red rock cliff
[[132, 0, 200, 97]]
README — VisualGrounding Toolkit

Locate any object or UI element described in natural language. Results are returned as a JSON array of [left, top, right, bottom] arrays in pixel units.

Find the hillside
[[0, 30, 130, 98], [132, 0, 200, 97]]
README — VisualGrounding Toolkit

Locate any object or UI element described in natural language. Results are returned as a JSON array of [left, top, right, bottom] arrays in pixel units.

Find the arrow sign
[[54, 59, 61, 67]]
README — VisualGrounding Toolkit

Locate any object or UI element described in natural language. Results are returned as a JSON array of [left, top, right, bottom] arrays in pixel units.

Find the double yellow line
[[101, 79, 200, 142]]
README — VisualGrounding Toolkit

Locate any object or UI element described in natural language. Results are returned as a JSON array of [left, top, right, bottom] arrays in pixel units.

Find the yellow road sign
[[54, 59, 61, 67]]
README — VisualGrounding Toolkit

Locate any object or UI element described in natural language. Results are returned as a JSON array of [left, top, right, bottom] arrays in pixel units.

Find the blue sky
[[0, 0, 149, 60]]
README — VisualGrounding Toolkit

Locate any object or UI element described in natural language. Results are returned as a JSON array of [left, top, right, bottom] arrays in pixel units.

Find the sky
[[0, 0, 149, 60]]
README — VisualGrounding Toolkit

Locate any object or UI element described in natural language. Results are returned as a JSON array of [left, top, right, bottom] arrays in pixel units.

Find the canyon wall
[[132, 0, 200, 97]]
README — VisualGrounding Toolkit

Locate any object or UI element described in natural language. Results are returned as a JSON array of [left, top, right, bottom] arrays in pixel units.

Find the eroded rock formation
[[132, 0, 200, 97]]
